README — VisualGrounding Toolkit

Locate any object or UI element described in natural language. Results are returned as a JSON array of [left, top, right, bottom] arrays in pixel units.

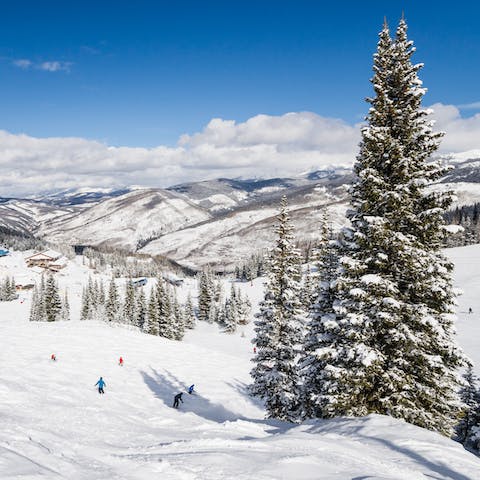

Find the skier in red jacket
[[119, 356, 124, 366]]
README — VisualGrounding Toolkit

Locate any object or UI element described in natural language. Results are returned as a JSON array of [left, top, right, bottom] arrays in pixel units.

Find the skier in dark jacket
[[173, 392, 184, 408], [95, 377, 106, 394], [188, 384, 194, 394]]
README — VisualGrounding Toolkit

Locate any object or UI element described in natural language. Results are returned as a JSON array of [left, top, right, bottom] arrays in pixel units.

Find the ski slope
[[0, 248, 480, 479]]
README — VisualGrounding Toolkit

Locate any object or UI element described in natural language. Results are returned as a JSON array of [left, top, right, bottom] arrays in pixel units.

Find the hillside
[[39, 189, 212, 251], [0, 246, 480, 478]]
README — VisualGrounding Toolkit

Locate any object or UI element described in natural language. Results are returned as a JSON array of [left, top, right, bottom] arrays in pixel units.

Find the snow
[[0, 248, 480, 478]]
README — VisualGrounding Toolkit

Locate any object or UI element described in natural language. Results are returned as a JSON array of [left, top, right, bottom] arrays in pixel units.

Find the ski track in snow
[[0, 249, 480, 478]]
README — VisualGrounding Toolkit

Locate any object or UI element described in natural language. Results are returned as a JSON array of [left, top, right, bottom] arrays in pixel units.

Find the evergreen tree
[[250, 196, 305, 422], [80, 285, 92, 320], [300, 217, 340, 418], [198, 269, 214, 322], [316, 18, 465, 434], [60, 290, 70, 321], [183, 293, 196, 329], [105, 278, 120, 323], [123, 280, 137, 324], [457, 366, 480, 451], [172, 295, 185, 340], [135, 289, 147, 331], [44, 274, 62, 322], [147, 289, 159, 336]]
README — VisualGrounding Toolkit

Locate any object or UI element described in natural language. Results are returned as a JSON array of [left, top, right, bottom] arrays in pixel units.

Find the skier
[[51, 354, 56, 361], [188, 384, 194, 394], [119, 356, 124, 366], [95, 377, 106, 394], [253, 346, 257, 354], [173, 392, 184, 408], [469, 307, 473, 314]]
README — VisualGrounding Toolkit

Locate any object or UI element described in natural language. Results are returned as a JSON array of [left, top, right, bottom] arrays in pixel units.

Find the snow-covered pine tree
[[222, 285, 238, 333], [156, 279, 175, 339], [60, 290, 70, 321], [250, 196, 305, 422], [80, 286, 91, 321], [319, 18, 465, 434], [44, 274, 62, 322], [300, 215, 340, 418], [146, 289, 159, 336], [183, 293, 196, 329], [135, 289, 147, 331], [0, 276, 17, 301], [123, 280, 137, 325], [457, 366, 480, 451], [236, 288, 251, 325], [198, 269, 214, 322], [105, 278, 120, 323], [172, 295, 185, 340]]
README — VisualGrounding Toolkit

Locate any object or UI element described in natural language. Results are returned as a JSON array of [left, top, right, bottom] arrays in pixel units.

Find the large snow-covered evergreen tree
[[250, 196, 305, 422], [314, 18, 465, 434]]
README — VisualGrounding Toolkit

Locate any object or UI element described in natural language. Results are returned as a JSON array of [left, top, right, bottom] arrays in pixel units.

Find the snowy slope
[[140, 186, 349, 269], [1, 248, 480, 478], [0, 200, 76, 236]]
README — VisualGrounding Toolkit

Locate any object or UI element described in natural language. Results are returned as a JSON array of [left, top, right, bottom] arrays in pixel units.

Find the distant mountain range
[[1, 154, 480, 270]]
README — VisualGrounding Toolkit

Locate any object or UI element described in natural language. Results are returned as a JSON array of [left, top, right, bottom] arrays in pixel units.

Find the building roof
[[26, 250, 62, 261]]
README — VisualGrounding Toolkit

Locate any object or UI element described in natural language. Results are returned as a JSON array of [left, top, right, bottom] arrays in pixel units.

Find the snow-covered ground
[[1, 247, 480, 479]]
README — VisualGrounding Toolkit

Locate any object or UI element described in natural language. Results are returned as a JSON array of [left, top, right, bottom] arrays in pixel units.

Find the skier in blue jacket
[[95, 377, 106, 394]]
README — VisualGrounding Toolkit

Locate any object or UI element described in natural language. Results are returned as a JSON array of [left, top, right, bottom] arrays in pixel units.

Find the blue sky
[[1, 0, 479, 147], [1, 1, 480, 196]]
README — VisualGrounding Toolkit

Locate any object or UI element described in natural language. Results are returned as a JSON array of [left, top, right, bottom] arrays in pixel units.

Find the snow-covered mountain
[[2, 157, 480, 269], [0, 245, 479, 479], [39, 189, 212, 251], [0, 199, 77, 236]]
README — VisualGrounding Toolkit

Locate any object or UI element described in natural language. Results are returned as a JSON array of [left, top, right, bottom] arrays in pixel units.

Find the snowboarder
[[51, 354, 56, 361], [119, 356, 124, 366], [95, 377, 106, 394], [188, 384, 194, 394], [173, 392, 184, 408]]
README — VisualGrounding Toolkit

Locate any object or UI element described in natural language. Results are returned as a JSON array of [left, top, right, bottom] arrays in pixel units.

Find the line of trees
[[250, 18, 467, 437], [80, 276, 195, 341]]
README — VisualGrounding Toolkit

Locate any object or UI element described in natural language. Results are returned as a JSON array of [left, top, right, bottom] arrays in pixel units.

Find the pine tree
[[80, 286, 91, 320], [300, 216, 340, 418], [147, 289, 159, 336], [44, 274, 62, 322], [123, 280, 137, 325], [250, 196, 305, 422], [172, 295, 185, 340], [316, 18, 465, 434], [105, 278, 120, 323], [457, 366, 480, 451], [135, 289, 147, 331], [198, 269, 214, 322], [60, 290, 70, 321], [183, 293, 196, 329]]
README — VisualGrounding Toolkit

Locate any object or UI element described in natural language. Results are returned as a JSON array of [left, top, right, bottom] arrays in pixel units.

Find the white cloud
[[12, 59, 32, 69], [0, 107, 479, 197], [38, 61, 72, 72], [430, 103, 480, 152]]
